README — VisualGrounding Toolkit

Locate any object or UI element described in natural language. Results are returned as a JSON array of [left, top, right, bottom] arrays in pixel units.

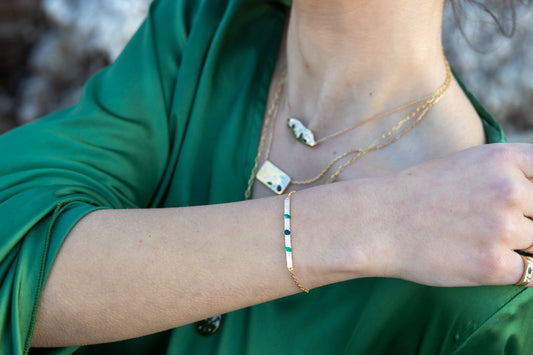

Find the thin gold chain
[[327, 58, 451, 183], [291, 56, 452, 185], [244, 69, 287, 200], [327, 59, 451, 183], [287, 91, 435, 145], [246, 55, 451, 196], [264, 76, 285, 163], [292, 99, 435, 185], [288, 268, 310, 293]]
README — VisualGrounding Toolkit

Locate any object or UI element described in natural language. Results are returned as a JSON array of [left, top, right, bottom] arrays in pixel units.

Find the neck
[[286, 0, 447, 126]]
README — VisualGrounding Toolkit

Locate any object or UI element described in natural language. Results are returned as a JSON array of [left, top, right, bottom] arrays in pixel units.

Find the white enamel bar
[[286, 250, 293, 269], [284, 195, 293, 269], [285, 235, 292, 248]]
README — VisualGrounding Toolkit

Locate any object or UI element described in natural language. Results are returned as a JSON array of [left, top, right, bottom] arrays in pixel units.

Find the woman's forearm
[[31, 144, 533, 347], [31, 182, 372, 347]]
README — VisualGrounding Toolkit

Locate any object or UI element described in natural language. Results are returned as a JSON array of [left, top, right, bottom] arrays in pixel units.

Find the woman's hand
[[32, 143, 533, 347], [358, 143, 533, 287]]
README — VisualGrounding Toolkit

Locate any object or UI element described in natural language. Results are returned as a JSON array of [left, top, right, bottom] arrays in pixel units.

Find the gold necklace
[[327, 59, 451, 183], [286, 90, 435, 147], [247, 56, 451, 196], [244, 69, 287, 199]]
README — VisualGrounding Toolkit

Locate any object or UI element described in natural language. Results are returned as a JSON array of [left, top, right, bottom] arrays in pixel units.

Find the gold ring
[[515, 255, 533, 286]]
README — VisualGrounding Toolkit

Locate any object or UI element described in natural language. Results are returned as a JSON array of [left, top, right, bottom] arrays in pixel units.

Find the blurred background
[[1, 0, 533, 141], [0, 0, 151, 134]]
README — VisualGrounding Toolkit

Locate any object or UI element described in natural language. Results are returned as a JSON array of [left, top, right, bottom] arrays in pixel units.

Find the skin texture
[[31, 0, 533, 348]]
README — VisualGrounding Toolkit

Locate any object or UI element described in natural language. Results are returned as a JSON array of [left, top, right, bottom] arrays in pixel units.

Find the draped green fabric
[[1, 0, 529, 354]]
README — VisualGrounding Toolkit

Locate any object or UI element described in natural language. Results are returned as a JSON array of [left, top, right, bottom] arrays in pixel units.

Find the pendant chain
[[327, 58, 451, 183], [246, 55, 452, 197], [287, 89, 435, 146], [244, 69, 287, 199]]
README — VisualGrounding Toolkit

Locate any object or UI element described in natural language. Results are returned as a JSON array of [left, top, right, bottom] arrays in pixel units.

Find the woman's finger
[[511, 216, 533, 252]]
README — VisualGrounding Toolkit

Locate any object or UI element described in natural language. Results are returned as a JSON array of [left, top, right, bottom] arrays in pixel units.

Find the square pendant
[[256, 160, 291, 195]]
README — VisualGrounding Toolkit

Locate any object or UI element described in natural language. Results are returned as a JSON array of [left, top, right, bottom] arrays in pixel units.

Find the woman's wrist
[[290, 179, 387, 290]]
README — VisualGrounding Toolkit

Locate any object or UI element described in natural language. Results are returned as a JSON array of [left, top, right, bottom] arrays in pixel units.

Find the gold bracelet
[[284, 191, 310, 293]]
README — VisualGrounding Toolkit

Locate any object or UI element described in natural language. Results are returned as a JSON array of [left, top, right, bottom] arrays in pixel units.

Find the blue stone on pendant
[[256, 160, 292, 195]]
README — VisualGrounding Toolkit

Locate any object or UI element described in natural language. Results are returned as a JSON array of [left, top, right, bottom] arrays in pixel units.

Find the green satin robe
[[1, 0, 530, 354]]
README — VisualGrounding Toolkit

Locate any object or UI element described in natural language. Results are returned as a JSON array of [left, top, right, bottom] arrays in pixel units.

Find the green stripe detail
[[284, 214, 291, 219], [285, 247, 292, 252]]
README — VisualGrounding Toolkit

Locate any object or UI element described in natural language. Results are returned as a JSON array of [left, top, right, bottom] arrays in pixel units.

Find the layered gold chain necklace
[[286, 88, 436, 148], [245, 56, 451, 198]]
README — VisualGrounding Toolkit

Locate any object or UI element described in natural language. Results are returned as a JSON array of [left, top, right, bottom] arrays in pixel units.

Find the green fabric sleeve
[[452, 288, 533, 354], [0, 0, 200, 353]]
